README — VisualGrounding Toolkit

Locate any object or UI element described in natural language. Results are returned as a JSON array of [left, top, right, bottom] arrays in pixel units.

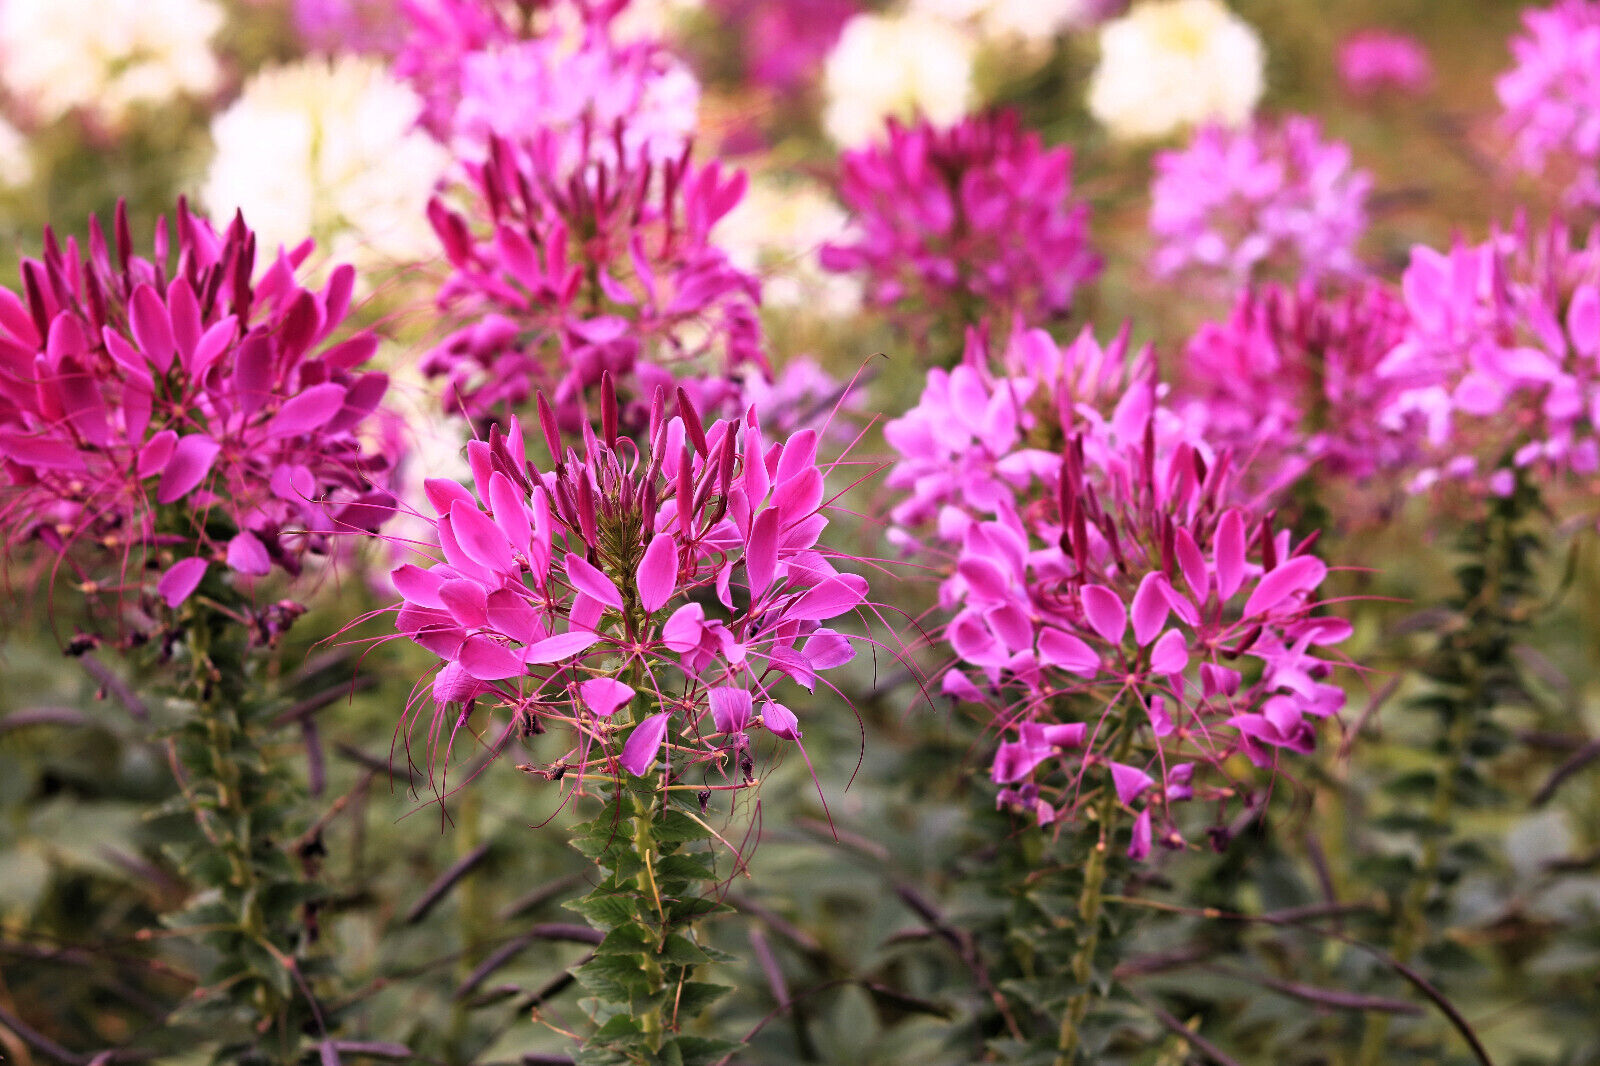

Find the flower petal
[[158, 557, 208, 607], [620, 712, 670, 776]]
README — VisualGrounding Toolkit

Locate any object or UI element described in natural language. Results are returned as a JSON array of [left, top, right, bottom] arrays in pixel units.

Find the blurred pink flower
[[1177, 280, 1425, 493], [706, 0, 857, 94], [1496, 0, 1600, 207], [1337, 29, 1432, 96], [821, 111, 1100, 334], [1149, 116, 1371, 289], [293, 0, 407, 54]]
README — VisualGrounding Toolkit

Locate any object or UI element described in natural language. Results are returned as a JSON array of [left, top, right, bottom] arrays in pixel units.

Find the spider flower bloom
[[1149, 117, 1371, 289], [707, 0, 856, 95], [935, 428, 1348, 854], [821, 11, 977, 148], [389, 381, 864, 790], [883, 321, 1171, 541], [293, 0, 407, 54], [422, 131, 764, 431], [1380, 220, 1600, 493], [0, 201, 396, 614], [821, 112, 1100, 333], [448, 28, 700, 173], [1337, 29, 1432, 97], [395, 0, 515, 134], [1177, 281, 1423, 492], [1496, 0, 1600, 208]]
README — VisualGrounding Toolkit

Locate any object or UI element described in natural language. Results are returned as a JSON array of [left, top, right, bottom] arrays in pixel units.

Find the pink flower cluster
[[1496, 0, 1600, 208], [1337, 30, 1432, 97], [390, 382, 863, 789], [0, 201, 395, 613], [396, 0, 515, 134], [1380, 220, 1600, 495], [1176, 281, 1423, 493], [885, 325, 1348, 856], [423, 131, 764, 431], [293, 0, 406, 54], [1149, 117, 1371, 289], [705, 0, 857, 94], [883, 322, 1164, 541], [448, 24, 699, 173], [820, 111, 1100, 334]]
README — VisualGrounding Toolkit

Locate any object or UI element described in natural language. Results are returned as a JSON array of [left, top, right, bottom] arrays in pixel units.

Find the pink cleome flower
[[885, 325, 1349, 856], [704, 0, 858, 95], [1380, 219, 1600, 496], [1337, 29, 1432, 96], [423, 130, 765, 433], [820, 111, 1100, 334], [1176, 280, 1426, 494], [1149, 115, 1371, 289], [1496, 0, 1600, 208], [0, 200, 396, 616], [293, 0, 408, 55], [388, 380, 865, 796]]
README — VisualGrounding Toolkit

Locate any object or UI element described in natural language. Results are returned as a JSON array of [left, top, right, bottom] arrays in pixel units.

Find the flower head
[[1337, 29, 1432, 96], [0, 201, 396, 621], [1177, 280, 1423, 492], [1087, 0, 1264, 142], [821, 111, 1100, 333], [389, 381, 865, 795], [1380, 219, 1600, 497], [293, 0, 408, 54], [706, 0, 857, 94], [886, 322, 1348, 852], [1149, 116, 1371, 288], [822, 11, 977, 148], [422, 131, 764, 432], [1496, 0, 1600, 208]]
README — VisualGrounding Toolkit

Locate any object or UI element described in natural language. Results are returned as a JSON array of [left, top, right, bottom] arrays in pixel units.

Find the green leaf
[[671, 980, 731, 1020], [568, 893, 641, 929], [659, 932, 710, 966]]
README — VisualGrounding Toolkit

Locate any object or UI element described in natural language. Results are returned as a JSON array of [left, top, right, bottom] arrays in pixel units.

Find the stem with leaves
[[565, 716, 740, 1066]]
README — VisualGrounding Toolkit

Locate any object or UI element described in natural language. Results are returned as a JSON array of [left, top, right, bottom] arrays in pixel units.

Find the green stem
[[1055, 784, 1116, 1066], [631, 787, 666, 1053]]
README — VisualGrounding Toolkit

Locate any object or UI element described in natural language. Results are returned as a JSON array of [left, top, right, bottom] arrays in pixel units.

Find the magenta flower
[[1380, 220, 1600, 494], [937, 429, 1347, 855], [1176, 280, 1424, 493], [1496, 0, 1600, 208], [820, 111, 1100, 335], [423, 130, 765, 432], [449, 29, 699, 173], [883, 320, 1169, 541], [1337, 30, 1432, 96], [1149, 116, 1371, 289], [293, 0, 407, 54], [395, 0, 513, 134], [886, 326, 1349, 853], [0, 201, 395, 616], [705, 0, 857, 94], [388, 381, 865, 796]]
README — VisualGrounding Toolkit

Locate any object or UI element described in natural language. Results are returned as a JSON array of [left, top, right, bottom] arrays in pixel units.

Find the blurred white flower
[[719, 176, 861, 316], [0, 0, 223, 128], [0, 118, 34, 187], [1087, 0, 1263, 142], [822, 12, 977, 147], [202, 56, 450, 276], [910, 0, 1094, 44]]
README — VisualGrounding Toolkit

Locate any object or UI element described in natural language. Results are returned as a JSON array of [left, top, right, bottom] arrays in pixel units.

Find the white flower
[[822, 12, 977, 148], [718, 176, 861, 316], [1087, 0, 1264, 142], [0, 0, 223, 128], [0, 118, 33, 187], [201, 56, 450, 276]]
